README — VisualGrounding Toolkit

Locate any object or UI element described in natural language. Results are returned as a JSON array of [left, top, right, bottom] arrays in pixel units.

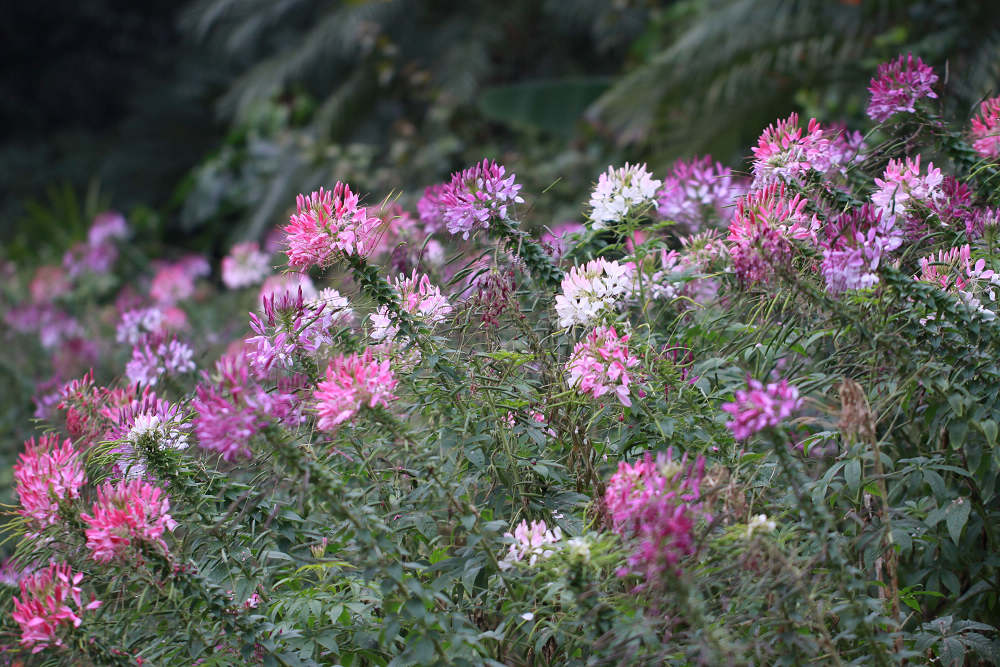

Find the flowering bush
[[3, 53, 1000, 666]]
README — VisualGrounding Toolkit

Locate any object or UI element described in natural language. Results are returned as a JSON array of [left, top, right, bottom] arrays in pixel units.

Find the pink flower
[[193, 383, 262, 462], [722, 376, 803, 440], [12, 562, 101, 653], [555, 258, 636, 328], [150, 265, 195, 305], [967, 207, 1000, 240], [540, 221, 584, 259], [88, 211, 129, 246], [499, 520, 563, 569], [80, 479, 178, 563], [63, 241, 118, 277], [13, 435, 86, 535], [971, 96, 1000, 160], [126, 339, 196, 386], [416, 183, 451, 235], [750, 113, 829, 189], [222, 241, 272, 289], [727, 183, 816, 285], [915, 244, 1000, 318], [369, 271, 452, 342], [867, 54, 938, 122], [284, 184, 382, 268], [29, 265, 71, 303], [820, 205, 902, 294], [314, 349, 399, 431], [434, 160, 524, 239], [872, 155, 944, 226], [565, 325, 640, 407], [656, 155, 747, 232], [605, 450, 707, 586]]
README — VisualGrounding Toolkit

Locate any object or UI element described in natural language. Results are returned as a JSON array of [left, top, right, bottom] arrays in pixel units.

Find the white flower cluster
[[589, 163, 662, 229], [555, 258, 636, 328], [745, 513, 776, 538], [499, 519, 563, 570]]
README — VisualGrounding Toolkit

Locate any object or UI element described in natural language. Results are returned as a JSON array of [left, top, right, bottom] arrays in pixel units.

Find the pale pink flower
[[126, 339, 196, 386], [29, 265, 71, 303], [284, 184, 382, 268], [258, 272, 317, 306], [81, 479, 178, 563], [13, 434, 86, 535], [499, 520, 563, 569], [314, 349, 399, 431], [12, 562, 101, 653], [722, 376, 803, 440], [150, 265, 195, 305], [820, 205, 902, 294], [370, 271, 451, 342], [222, 241, 272, 289], [916, 244, 1000, 318], [871, 155, 944, 225], [116, 307, 167, 345], [867, 54, 938, 122], [88, 211, 129, 246], [565, 325, 640, 407], [656, 155, 747, 232]]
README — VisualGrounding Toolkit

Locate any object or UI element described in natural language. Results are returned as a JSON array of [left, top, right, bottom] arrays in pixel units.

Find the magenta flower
[[314, 349, 399, 432], [867, 54, 938, 122], [565, 325, 640, 407], [656, 155, 747, 233], [126, 339, 196, 386], [970, 96, 1000, 160], [434, 159, 524, 239], [12, 562, 101, 653], [13, 435, 86, 535], [722, 376, 803, 440], [283, 183, 382, 269], [727, 183, 816, 285], [192, 384, 261, 462], [750, 113, 829, 189], [80, 479, 178, 563], [369, 271, 452, 343]]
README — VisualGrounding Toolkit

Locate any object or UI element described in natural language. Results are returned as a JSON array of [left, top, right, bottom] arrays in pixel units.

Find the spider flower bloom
[[222, 241, 272, 289], [820, 205, 902, 294], [13, 435, 86, 534], [498, 520, 563, 569], [88, 211, 129, 246], [284, 183, 382, 268], [727, 183, 816, 285], [554, 258, 636, 328], [150, 265, 195, 305], [565, 325, 640, 407], [12, 562, 101, 653], [80, 479, 177, 563], [970, 96, 1000, 160], [438, 159, 524, 239], [867, 54, 938, 122], [750, 113, 829, 189], [116, 307, 167, 345], [416, 183, 450, 234], [589, 163, 661, 229], [192, 381, 263, 462], [722, 376, 803, 440], [126, 339, 196, 386], [916, 244, 1000, 318], [314, 349, 399, 431], [656, 155, 747, 232], [871, 155, 944, 229], [105, 397, 191, 480], [369, 271, 451, 342]]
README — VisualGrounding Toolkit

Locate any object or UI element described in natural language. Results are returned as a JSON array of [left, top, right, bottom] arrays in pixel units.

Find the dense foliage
[[3, 52, 1000, 666]]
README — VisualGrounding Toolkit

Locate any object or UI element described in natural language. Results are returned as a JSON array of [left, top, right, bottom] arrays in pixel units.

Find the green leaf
[[477, 77, 612, 137], [945, 498, 971, 545], [845, 458, 862, 496]]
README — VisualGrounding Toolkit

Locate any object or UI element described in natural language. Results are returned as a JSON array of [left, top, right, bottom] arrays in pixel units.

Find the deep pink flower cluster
[[727, 183, 816, 284], [418, 160, 524, 239], [565, 325, 640, 407], [750, 113, 829, 189], [13, 434, 86, 535], [284, 184, 382, 268], [820, 205, 902, 294], [967, 207, 1000, 240], [12, 562, 101, 653], [150, 265, 195, 306], [605, 450, 707, 586], [721, 376, 803, 440], [867, 54, 938, 122], [314, 349, 399, 432], [656, 155, 747, 232], [80, 479, 178, 563], [970, 96, 1000, 159]]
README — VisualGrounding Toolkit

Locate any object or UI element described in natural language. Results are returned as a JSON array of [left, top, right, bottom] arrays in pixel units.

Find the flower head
[[722, 376, 803, 440], [871, 155, 944, 226], [315, 349, 399, 431], [499, 520, 563, 569], [81, 479, 177, 563], [554, 258, 635, 328], [222, 241, 272, 289], [14, 435, 86, 535], [727, 183, 816, 285], [820, 205, 902, 294], [284, 184, 382, 268], [436, 160, 524, 239], [656, 156, 747, 232], [589, 163, 661, 229], [750, 114, 829, 189], [370, 271, 451, 342], [12, 562, 101, 653], [971, 96, 1000, 160], [565, 325, 640, 407], [867, 54, 938, 122]]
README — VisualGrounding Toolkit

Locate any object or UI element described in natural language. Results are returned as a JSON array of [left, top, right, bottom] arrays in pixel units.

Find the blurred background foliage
[[4, 0, 999, 262]]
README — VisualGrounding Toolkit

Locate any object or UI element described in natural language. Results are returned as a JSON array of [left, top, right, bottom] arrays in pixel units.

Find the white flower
[[499, 520, 563, 569], [554, 258, 636, 328], [745, 514, 776, 538], [589, 163, 662, 229], [565, 537, 591, 563], [520, 612, 535, 622]]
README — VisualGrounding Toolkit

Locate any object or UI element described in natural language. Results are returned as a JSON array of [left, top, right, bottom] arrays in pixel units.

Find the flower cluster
[[970, 96, 1000, 160], [917, 244, 1000, 318], [126, 338, 196, 386], [81, 479, 178, 563], [727, 183, 816, 284], [106, 397, 191, 479], [871, 155, 944, 231], [721, 376, 803, 440], [555, 258, 636, 328], [418, 160, 523, 239], [222, 241, 272, 289], [750, 113, 829, 190], [314, 349, 399, 432], [867, 54, 938, 122], [370, 271, 451, 342], [820, 205, 903, 294], [605, 450, 707, 585], [13, 435, 86, 535], [499, 520, 564, 569], [589, 163, 661, 229], [12, 563, 101, 653], [284, 184, 382, 268], [566, 325, 640, 407], [656, 156, 747, 232]]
